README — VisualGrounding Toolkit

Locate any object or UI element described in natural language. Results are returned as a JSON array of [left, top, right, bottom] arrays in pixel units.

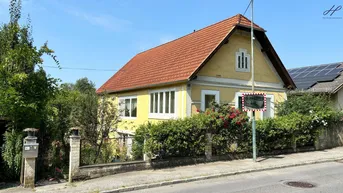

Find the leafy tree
[[0, 0, 59, 179], [73, 91, 121, 164], [74, 77, 96, 93]]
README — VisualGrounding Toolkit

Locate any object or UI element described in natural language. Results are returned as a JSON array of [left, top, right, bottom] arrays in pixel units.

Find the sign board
[[242, 93, 266, 111]]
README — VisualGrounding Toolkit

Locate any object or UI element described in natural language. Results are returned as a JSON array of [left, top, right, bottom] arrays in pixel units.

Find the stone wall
[[70, 125, 343, 181], [74, 161, 150, 180], [315, 123, 343, 150]]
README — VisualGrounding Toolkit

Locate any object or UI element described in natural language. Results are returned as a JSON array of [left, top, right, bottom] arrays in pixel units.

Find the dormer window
[[236, 48, 250, 72]]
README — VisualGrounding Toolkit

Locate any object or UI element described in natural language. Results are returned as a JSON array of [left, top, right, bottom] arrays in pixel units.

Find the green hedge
[[133, 94, 343, 159], [133, 103, 251, 158], [134, 115, 208, 158]]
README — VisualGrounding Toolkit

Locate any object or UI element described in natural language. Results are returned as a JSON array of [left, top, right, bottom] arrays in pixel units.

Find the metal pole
[[251, 0, 257, 162]]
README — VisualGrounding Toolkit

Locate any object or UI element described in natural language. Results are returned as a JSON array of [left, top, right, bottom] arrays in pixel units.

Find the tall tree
[[0, 0, 59, 179]]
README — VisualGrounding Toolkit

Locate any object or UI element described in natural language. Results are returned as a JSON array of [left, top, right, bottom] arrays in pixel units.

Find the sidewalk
[[2, 147, 343, 193]]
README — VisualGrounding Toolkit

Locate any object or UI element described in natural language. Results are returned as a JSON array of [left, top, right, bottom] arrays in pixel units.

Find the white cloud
[[159, 35, 175, 44], [64, 7, 131, 32]]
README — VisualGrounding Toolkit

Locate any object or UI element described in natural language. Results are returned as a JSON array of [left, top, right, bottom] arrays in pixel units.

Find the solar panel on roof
[[288, 62, 343, 89]]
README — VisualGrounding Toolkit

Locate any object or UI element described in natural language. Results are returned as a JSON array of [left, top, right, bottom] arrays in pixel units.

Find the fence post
[[22, 128, 39, 188], [69, 127, 81, 183], [205, 132, 212, 161]]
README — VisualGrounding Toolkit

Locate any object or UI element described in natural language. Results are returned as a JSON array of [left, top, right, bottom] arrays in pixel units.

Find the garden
[[132, 93, 343, 160]]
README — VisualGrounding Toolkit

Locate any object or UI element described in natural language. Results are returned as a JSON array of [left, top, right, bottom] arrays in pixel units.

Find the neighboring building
[[97, 14, 295, 135], [288, 62, 343, 110]]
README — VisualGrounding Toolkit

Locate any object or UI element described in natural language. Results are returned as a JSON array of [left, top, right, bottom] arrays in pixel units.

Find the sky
[[0, 0, 342, 88]]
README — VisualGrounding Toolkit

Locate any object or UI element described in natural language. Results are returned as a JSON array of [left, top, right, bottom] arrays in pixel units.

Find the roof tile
[[97, 14, 264, 93]]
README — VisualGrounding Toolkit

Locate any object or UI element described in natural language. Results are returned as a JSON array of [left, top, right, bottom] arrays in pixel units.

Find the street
[[131, 161, 343, 193]]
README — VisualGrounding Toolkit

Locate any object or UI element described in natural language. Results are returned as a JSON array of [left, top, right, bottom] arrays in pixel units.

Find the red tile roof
[[97, 14, 266, 93]]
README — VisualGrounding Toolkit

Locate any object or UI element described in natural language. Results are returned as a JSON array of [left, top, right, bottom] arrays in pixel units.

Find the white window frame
[[261, 94, 275, 120], [201, 90, 220, 111], [149, 88, 177, 119], [118, 96, 137, 119], [235, 48, 250, 72]]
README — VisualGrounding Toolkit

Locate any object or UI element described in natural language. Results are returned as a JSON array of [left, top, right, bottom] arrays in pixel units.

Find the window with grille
[[236, 48, 250, 72]]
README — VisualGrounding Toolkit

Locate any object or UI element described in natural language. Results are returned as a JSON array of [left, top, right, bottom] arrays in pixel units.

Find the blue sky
[[0, 0, 342, 88]]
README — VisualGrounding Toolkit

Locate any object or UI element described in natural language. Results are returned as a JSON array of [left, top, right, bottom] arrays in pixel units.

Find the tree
[[73, 90, 121, 164], [0, 0, 59, 179]]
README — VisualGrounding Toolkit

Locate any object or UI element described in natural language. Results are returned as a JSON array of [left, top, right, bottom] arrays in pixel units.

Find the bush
[[133, 103, 251, 158], [203, 103, 250, 155], [257, 93, 342, 152], [277, 93, 334, 116], [134, 114, 208, 159], [2, 129, 23, 180], [256, 113, 313, 152]]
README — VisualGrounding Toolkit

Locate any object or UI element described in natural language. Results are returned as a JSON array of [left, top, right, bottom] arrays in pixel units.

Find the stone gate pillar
[[22, 128, 39, 188], [69, 127, 81, 183]]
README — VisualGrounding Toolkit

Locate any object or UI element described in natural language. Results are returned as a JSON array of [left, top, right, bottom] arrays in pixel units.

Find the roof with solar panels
[[288, 62, 343, 93]]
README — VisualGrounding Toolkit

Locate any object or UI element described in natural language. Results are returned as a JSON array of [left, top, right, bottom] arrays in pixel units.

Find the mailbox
[[23, 143, 39, 158]]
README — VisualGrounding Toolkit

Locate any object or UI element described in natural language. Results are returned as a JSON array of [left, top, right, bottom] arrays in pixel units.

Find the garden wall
[[72, 146, 315, 180], [315, 123, 343, 150]]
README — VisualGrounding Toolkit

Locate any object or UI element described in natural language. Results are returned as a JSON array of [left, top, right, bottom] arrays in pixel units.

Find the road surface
[[131, 161, 343, 193]]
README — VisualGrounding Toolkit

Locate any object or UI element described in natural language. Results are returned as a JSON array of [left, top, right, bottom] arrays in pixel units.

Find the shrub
[[276, 93, 334, 116], [134, 114, 208, 159], [256, 113, 313, 152], [133, 103, 251, 158], [203, 103, 250, 155]]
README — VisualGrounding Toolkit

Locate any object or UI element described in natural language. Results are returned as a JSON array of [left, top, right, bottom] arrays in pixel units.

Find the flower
[[229, 113, 236, 119], [236, 121, 241, 125], [55, 167, 62, 173], [196, 109, 200, 113]]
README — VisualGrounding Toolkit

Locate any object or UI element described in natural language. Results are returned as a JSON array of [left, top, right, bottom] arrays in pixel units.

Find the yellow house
[[97, 14, 295, 137]]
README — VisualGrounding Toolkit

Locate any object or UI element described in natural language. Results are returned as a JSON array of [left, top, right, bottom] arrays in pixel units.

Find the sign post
[[243, 93, 266, 162]]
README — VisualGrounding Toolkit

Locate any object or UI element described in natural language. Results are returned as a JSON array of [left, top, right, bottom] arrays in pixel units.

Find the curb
[[101, 157, 343, 193]]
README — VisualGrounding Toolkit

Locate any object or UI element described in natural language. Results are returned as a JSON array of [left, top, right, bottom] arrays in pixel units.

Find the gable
[[97, 14, 295, 94], [197, 30, 282, 84]]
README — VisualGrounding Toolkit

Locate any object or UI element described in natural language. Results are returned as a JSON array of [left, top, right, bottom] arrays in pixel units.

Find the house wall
[[334, 88, 343, 111], [191, 30, 287, 119], [110, 83, 188, 133], [190, 85, 286, 119], [197, 30, 282, 84]]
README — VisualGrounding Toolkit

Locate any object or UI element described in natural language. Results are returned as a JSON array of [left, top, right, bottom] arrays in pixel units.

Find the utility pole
[[250, 0, 257, 162]]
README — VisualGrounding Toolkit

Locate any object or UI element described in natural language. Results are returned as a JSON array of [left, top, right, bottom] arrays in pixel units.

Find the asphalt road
[[130, 161, 343, 193]]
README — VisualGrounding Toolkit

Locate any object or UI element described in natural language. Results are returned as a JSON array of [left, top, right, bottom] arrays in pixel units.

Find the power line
[[243, 0, 252, 16], [43, 65, 118, 72]]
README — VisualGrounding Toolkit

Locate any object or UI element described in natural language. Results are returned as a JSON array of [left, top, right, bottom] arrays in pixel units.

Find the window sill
[[148, 113, 177, 120], [235, 69, 250, 73]]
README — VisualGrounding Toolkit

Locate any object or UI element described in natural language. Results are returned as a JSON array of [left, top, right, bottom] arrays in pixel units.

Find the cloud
[[159, 35, 175, 44], [64, 7, 131, 32], [136, 35, 176, 52]]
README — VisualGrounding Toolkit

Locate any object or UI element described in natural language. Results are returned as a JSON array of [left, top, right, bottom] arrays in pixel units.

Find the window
[[149, 89, 176, 118], [236, 48, 250, 72], [119, 96, 137, 118], [262, 96, 274, 119], [201, 90, 220, 111]]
